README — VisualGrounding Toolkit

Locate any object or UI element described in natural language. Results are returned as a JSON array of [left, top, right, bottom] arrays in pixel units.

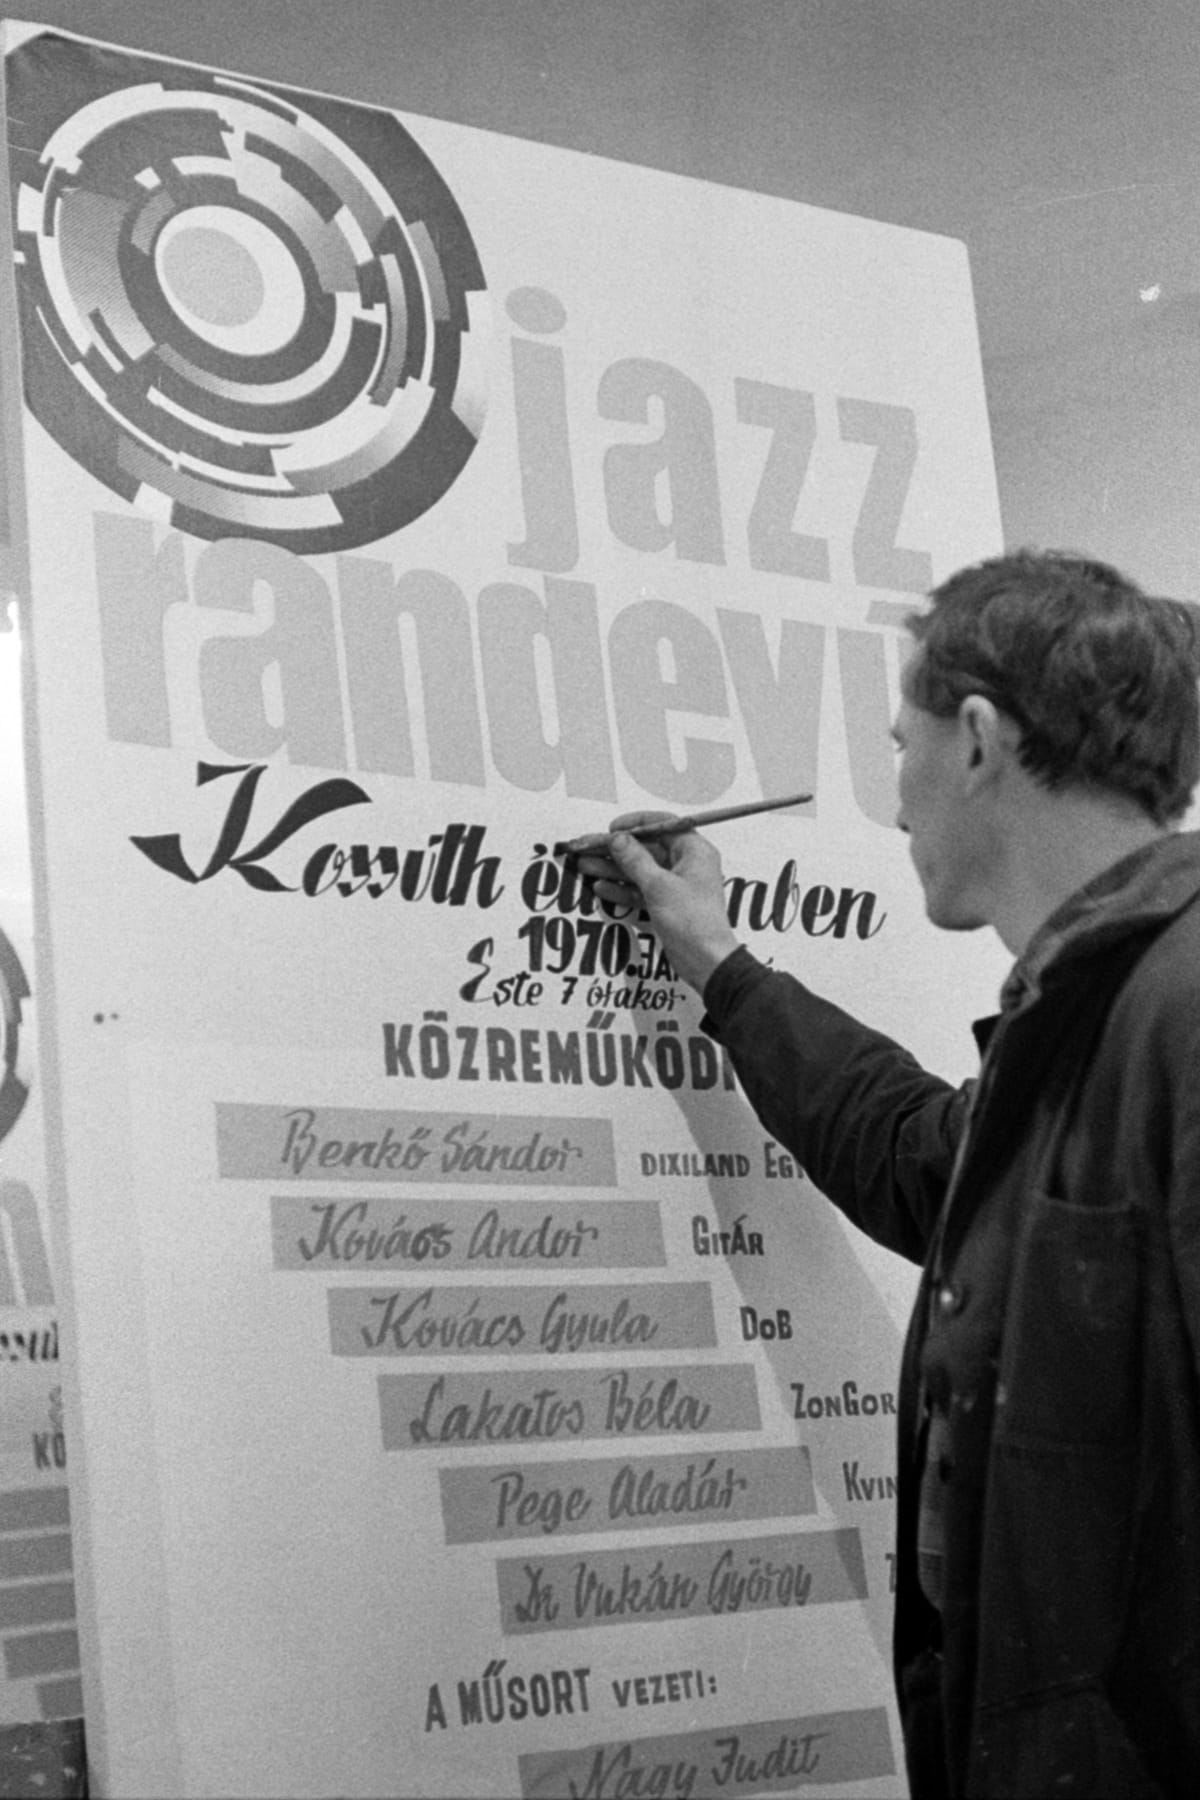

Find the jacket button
[[937, 1282, 967, 1316]]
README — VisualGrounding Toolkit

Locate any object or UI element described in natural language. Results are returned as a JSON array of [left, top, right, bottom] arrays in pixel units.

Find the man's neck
[[989, 797, 1166, 958]]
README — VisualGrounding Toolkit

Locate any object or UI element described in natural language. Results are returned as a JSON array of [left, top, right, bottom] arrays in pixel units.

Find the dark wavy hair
[[905, 550, 1200, 824]]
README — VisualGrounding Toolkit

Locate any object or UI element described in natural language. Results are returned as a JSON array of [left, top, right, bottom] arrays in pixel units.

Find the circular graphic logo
[[10, 37, 490, 554], [0, 926, 30, 1147]]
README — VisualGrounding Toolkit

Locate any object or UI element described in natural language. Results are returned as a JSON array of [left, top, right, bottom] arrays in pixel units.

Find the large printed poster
[[0, 23, 1009, 1798], [0, 618, 86, 1798]]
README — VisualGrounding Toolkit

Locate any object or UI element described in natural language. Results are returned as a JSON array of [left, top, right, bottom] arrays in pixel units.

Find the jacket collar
[[998, 829, 1200, 1018], [967, 831, 1200, 1052]]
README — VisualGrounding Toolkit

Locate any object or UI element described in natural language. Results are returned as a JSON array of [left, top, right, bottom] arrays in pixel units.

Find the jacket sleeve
[[703, 946, 970, 1264], [1168, 1023, 1200, 1392]]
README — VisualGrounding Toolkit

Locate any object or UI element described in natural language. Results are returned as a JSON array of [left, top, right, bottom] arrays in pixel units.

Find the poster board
[[0, 21, 1009, 1796], [0, 616, 86, 1796]]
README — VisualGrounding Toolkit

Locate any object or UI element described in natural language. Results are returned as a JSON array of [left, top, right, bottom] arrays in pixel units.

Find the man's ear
[[957, 694, 1011, 787]]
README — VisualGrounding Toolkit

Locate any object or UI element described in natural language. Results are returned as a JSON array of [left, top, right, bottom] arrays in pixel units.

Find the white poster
[[0, 613, 86, 1795], [0, 22, 1008, 1797]]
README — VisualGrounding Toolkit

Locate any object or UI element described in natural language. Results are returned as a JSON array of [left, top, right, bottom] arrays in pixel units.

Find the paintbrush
[[555, 790, 813, 856]]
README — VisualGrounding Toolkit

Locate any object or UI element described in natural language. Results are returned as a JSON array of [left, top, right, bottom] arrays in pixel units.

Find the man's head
[[906, 549, 1200, 824], [893, 550, 1200, 937]]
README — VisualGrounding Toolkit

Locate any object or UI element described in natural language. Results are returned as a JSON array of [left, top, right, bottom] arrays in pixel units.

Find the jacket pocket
[[971, 1682, 1165, 1798], [995, 1192, 1144, 1450]]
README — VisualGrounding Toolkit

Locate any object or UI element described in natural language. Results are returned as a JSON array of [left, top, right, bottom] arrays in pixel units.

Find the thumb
[[607, 829, 663, 886]]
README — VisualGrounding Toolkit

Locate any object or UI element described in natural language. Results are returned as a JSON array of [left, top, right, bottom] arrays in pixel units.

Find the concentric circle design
[[0, 926, 29, 1147], [8, 35, 490, 553]]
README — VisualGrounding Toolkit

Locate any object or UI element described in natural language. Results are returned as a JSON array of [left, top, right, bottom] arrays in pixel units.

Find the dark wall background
[[13, 0, 1200, 597]]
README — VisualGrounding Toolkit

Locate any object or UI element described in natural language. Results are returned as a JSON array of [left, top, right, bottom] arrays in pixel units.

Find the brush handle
[[557, 791, 812, 855], [627, 791, 813, 841]]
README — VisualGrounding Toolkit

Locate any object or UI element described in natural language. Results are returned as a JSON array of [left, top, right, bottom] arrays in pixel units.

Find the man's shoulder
[[1107, 892, 1200, 1052]]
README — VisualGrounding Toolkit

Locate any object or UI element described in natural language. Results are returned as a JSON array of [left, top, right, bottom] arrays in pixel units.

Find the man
[[578, 551, 1200, 1799]]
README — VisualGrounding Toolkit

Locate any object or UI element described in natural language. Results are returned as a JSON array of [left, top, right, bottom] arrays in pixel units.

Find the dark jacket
[[703, 832, 1200, 1798]]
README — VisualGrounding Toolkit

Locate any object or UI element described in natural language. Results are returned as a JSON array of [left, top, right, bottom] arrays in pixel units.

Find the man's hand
[[573, 812, 741, 997]]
